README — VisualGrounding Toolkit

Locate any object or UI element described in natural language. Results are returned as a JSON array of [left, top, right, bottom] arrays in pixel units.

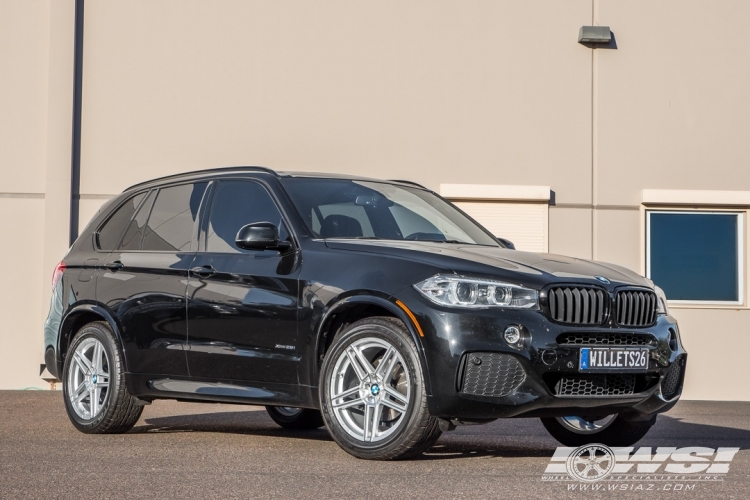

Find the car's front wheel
[[541, 414, 655, 447], [62, 321, 143, 433], [319, 317, 441, 460]]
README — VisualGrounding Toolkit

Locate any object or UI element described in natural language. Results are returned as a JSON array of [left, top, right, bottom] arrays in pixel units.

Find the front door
[[186, 179, 301, 383]]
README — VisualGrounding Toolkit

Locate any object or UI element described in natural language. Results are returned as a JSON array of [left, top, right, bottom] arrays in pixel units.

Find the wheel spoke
[[380, 397, 407, 413], [73, 351, 93, 372], [383, 385, 408, 405], [89, 387, 98, 416], [333, 397, 366, 410], [69, 381, 87, 404], [352, 346, 376, 376], [345, 348, 368, 381], [93, 341, 103, 373], [331, 386, 360, 402], [368, 403, 381, 441], [593, 463, 607, 474], [375, 347, 395, 378]]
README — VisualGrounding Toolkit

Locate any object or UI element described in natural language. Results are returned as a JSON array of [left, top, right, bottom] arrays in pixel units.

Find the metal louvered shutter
[[452, 201, 548, 253]]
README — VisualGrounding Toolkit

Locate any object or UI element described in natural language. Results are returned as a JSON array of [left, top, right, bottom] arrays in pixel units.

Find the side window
[[119, 190, 156, 250], [647, 211, 743, 303], [97, 192, 147, 250], [141, 183, 208, 252], [206, 181, 288, 253]]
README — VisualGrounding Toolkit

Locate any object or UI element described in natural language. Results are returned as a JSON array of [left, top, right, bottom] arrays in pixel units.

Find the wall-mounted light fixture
[[578, 26, 611, 44]]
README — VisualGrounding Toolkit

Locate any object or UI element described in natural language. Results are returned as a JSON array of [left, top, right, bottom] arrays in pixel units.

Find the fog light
[[504, 325, 529, 349], [504, 326, 521, 344]]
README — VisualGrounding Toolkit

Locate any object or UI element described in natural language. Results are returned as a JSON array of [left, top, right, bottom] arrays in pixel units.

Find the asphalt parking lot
[[1, 392, 749, 499]]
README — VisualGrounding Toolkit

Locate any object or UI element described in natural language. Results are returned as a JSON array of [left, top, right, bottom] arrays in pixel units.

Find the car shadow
[[420, 414, 750, 461], [131, 409, 333, 442], [130, 410, 750, 459]]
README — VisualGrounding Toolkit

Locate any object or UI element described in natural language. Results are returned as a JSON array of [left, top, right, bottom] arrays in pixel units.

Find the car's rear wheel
[[265, 406, 325, 430], [541, 414, 655, 447], [62, 321, 143, 433], [319, 317, 441, 460]]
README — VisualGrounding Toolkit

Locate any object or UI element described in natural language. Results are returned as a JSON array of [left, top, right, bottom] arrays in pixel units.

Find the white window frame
[[646, 209, 745, 307]]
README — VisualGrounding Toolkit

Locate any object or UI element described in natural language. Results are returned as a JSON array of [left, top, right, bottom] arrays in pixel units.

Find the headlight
[[654, 285, 669, 315], [414, 275, 539, 309]]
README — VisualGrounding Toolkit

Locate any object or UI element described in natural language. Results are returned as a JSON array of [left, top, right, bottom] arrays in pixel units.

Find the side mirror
[[497, 237, 515, 250], [235, 222, 291, 252]]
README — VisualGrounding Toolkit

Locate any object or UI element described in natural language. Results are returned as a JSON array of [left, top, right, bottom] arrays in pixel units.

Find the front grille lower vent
[[661, 358, 684, 399], [548, 286, 607, 325], [616, 290, 657, 327], [460, 352, 526, 398], [557, 332, 657, 346], [554, 374, 636, 396]]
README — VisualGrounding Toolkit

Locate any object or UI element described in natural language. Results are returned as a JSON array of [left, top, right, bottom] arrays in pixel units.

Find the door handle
[[191, 265, 216, 278], [105, 261, 124, 271]]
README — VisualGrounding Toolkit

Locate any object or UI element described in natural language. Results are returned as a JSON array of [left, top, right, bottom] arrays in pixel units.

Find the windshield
[[280, 178, 499, 246]]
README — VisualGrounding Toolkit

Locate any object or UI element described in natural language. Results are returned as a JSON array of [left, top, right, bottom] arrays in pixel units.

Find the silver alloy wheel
[[275, 407, 303, 417], [329, 337, 410, 443], [556, 415, 617, 434], [67, 338, 110, 420]]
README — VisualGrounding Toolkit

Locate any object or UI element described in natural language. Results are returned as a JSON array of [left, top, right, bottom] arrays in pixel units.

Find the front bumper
[[395, 288, 687, 421]]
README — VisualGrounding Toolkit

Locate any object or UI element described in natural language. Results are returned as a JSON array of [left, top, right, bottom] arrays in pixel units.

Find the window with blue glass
[[647, 211, 743, 302]]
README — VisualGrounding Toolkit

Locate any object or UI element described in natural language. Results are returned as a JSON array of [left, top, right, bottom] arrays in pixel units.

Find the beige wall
[[2, 1, 749, 399], [0, 0, 74, 389]]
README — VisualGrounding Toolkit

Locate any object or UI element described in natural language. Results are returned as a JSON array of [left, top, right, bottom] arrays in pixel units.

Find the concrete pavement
[[1, 392, 748, 499]]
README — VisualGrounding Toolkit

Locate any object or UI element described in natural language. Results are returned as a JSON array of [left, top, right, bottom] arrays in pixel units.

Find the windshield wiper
[[415, 239, 473, 244], [325, 236, 380, 240]]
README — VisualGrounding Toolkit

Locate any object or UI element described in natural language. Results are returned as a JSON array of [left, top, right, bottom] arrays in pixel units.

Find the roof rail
[[124, 166, 278, 192], [389, 179, 428, 189]]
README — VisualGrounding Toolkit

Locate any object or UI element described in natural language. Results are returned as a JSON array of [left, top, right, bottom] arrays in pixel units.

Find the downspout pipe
[[69, 0, 84, 246]]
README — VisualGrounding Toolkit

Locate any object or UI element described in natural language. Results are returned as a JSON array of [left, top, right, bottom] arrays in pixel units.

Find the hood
[[324, 239, 652, 289]]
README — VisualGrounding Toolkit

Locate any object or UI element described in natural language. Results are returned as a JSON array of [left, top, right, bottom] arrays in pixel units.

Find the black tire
[[541, 415, 656, 447], [265, 406, 325, 430], [62, 321, 143, 433], [319, 317, 441, 460]]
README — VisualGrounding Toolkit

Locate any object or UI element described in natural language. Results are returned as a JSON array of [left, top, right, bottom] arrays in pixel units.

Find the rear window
[[119, 190, 157, 251], [141, 183, 207, 252], [97, 192, 147, 250]]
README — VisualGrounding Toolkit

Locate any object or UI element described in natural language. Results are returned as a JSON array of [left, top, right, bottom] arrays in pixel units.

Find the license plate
[[579, 348, 649, 372]]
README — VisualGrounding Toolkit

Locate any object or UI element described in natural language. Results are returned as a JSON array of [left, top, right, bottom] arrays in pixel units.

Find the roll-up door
[[440, 184, 550, 253]]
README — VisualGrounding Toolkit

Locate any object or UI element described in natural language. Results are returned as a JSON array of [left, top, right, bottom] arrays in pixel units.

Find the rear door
[[186, 179, 301, 383], [97, 181, 209, 376]]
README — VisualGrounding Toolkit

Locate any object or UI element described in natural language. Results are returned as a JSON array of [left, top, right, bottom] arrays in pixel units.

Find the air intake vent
[[615, 290, 657, 327], [547, 286, 607, 325], [459, 353, 526, 398], [554, 374, 636, 396], [661, 357, 685, 399], [557, 332, 657, 346]]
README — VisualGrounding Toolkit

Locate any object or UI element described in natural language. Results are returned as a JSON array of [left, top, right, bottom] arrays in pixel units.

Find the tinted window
[[206, 181, 288, 253], [313, 203, 375, 237], [97, 192, 146, 250], [141, 183, 207, 252], [119, 190, 156, 250], [648, 211, 741, 301], [280, 178, 498, 245]]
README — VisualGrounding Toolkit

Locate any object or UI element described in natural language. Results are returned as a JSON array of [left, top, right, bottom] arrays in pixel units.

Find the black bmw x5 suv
[[44, 167, 686, 459]]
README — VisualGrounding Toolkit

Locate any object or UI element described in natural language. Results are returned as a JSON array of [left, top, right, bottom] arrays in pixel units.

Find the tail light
[[52, 261, 66, 289]]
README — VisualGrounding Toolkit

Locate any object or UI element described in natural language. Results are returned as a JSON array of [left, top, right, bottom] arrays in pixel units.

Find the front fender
[[313, 294, 432, 395]]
